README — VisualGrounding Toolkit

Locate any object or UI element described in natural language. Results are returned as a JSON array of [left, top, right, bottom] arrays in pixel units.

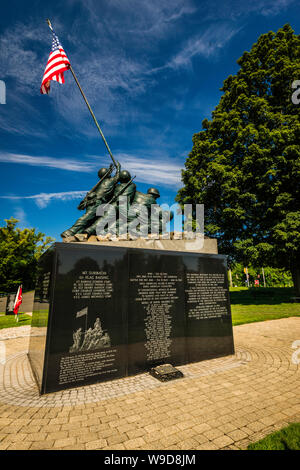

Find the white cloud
[[0, 16, 154, 134], [260, 0, 296, 16], [82, 0, 196, 40], [199, 0, 296, 20], [32, 191, 88, 209], [165, 23, 242, 70], [0, 22, 49, 93], [0, 151, 183, 187], [0, 152, 183, 207], [0, 190, 88, 209], [0, 1, 201, 138], [2, 0, 279, 140], [13, 206, 31, 228], [0, 0, 294, 122], [0, 153, 95, 172], [113, 153, 182, 186]]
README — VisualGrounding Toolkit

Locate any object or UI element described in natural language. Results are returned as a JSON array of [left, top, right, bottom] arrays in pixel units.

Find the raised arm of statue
[[111, 161, 121, 184]]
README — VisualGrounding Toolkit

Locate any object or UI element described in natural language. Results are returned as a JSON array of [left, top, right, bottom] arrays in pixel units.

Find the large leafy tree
[[176, 24, 300, 294], [0, 217, 54, 292]]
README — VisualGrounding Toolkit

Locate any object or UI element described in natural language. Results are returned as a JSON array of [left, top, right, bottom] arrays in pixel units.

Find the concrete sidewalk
[[0, 317, 299, 450]]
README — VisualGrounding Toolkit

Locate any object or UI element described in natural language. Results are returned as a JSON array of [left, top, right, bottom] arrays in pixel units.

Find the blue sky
[[0, 0, 299, 240]]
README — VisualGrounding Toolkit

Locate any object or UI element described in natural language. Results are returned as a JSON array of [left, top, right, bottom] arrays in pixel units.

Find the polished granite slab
[[28, 242, 234, 394]]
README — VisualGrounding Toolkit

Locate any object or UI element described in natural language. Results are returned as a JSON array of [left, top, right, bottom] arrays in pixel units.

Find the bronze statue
[[61, 164, 173, 239]]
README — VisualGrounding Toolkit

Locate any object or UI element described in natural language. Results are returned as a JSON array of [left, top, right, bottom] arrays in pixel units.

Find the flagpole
[[46, 19, 118, 169], [262, 267, 266, 288]]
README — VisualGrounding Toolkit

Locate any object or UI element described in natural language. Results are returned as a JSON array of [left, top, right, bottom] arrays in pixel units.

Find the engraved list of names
[[130, 272, 182, 361]]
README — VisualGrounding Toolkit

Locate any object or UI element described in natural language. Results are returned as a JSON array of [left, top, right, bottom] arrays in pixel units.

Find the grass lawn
[[31, 310, 48, 327], [231, 303, 300, 326], [247, 423, 300, 450], [0, 288, 299, 329], [230, 287, 300, 326], [0, 313, 32, 329]]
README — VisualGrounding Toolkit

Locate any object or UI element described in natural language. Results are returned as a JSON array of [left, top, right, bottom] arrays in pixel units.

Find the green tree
[[0, 217, 54, 292], [176, 24, 300, 294], [230, 263, 293, 287]]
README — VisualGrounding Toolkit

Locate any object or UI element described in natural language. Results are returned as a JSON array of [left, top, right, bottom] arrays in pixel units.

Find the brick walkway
[[0, 317, 299, 450]]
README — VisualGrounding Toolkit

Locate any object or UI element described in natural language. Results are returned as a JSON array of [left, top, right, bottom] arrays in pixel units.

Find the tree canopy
[[176, 24, 300, 293], [0, 217, 54, 292]]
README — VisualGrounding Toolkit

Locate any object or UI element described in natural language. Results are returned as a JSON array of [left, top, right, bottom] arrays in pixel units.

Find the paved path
[[0, 318, 299, 450]]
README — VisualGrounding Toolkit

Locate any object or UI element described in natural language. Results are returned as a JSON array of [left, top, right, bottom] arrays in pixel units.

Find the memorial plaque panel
[[29, 244, 128, 394], [183, 254, 234, 362], [128, 250, 186, 375]]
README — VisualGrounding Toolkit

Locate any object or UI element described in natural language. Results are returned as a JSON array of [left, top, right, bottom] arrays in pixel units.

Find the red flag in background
[[13, 285, 22, 316]]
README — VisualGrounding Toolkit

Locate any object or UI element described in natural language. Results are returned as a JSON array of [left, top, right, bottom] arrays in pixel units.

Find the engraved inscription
[[41, 272, 50, 300], [131, 273, 182, 361], [186, 273, 228, 319], [58, 349, 117, 384], [72, 271, 113, 299]]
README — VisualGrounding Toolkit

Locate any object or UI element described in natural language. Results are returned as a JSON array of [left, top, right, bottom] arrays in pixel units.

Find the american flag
[[40, 31, 70, 95]]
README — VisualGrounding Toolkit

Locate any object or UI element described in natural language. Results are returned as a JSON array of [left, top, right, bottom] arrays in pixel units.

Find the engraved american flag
[[76, 306, 88, 318], [40, 31, 70, 95]]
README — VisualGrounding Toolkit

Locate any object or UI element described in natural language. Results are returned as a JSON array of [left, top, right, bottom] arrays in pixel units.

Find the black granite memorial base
[[28, 242, 234, 394]]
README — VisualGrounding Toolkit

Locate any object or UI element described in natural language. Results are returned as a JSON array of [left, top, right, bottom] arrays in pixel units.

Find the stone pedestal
[[76, 235, 218, 254], [28, 241, 234, 394]]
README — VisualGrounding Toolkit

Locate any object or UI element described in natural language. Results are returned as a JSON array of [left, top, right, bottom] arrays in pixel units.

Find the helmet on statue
[[147, 187, 160, 198], [98, 167, 109, 179], [119, 170, 131, 183]]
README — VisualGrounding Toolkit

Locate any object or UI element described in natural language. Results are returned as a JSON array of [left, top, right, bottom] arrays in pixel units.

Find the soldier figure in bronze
[[61, 162, 121, 238], [84, 169, 136, 237], [127, 187, 161, 235]]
